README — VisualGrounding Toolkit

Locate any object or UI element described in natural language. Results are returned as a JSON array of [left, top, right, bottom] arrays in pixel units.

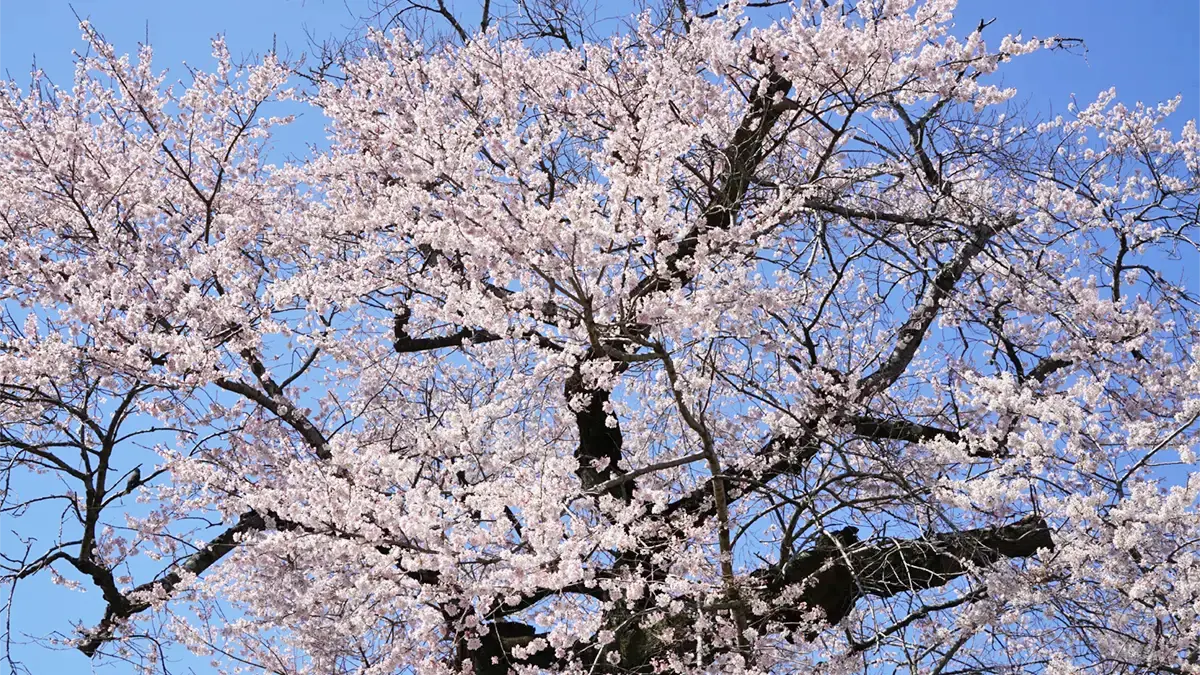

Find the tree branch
[[754, 516, 1054, 633], [78, 510, 266, 656], [857, 216, 1015, 399]]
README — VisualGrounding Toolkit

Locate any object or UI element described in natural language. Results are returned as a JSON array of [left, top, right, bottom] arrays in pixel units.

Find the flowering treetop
[[2, 0, 1199, 673]]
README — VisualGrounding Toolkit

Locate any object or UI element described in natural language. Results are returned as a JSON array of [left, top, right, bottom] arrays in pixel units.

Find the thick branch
[[392, 311, 562, 353], [78, 509, 455, 657], [1027, 356, 1072, 384], [857, 217, 1013, 399], [756, 515, 1054, 632], [394, 307, 503, 352], [802, 199, 940, 228], [660, 428, 819, 523], [845, 415, 962, 445], [565, 350, 631, 502], [630, 71, 793, 300], [78, 510, 265, 656], [214, 378, 329, 459]]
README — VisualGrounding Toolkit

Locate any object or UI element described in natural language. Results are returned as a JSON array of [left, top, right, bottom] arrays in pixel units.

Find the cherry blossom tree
[[2, 1, 1199, 673]]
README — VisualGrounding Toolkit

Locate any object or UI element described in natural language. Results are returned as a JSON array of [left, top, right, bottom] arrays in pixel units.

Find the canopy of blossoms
[[2, 1, 1198, 673]]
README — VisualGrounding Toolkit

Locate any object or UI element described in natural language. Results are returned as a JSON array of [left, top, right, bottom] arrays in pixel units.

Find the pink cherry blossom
[[2, 2, 1198, 673]]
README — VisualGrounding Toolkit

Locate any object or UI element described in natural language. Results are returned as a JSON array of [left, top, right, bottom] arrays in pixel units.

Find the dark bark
[[630, 71, 794, 300], [754, 515, 1054, 635], [468, 517, 1053, 673], [565, 350, 632, 502], [857, 215, 1014, 399], [78, 510, 266, 656]]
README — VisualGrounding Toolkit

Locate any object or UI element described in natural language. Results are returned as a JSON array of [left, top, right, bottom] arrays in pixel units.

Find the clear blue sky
[[0, 1, 1196, 674]]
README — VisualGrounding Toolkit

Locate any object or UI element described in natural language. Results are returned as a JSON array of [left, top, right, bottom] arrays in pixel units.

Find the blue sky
[[0, 1, 1197, 674]]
